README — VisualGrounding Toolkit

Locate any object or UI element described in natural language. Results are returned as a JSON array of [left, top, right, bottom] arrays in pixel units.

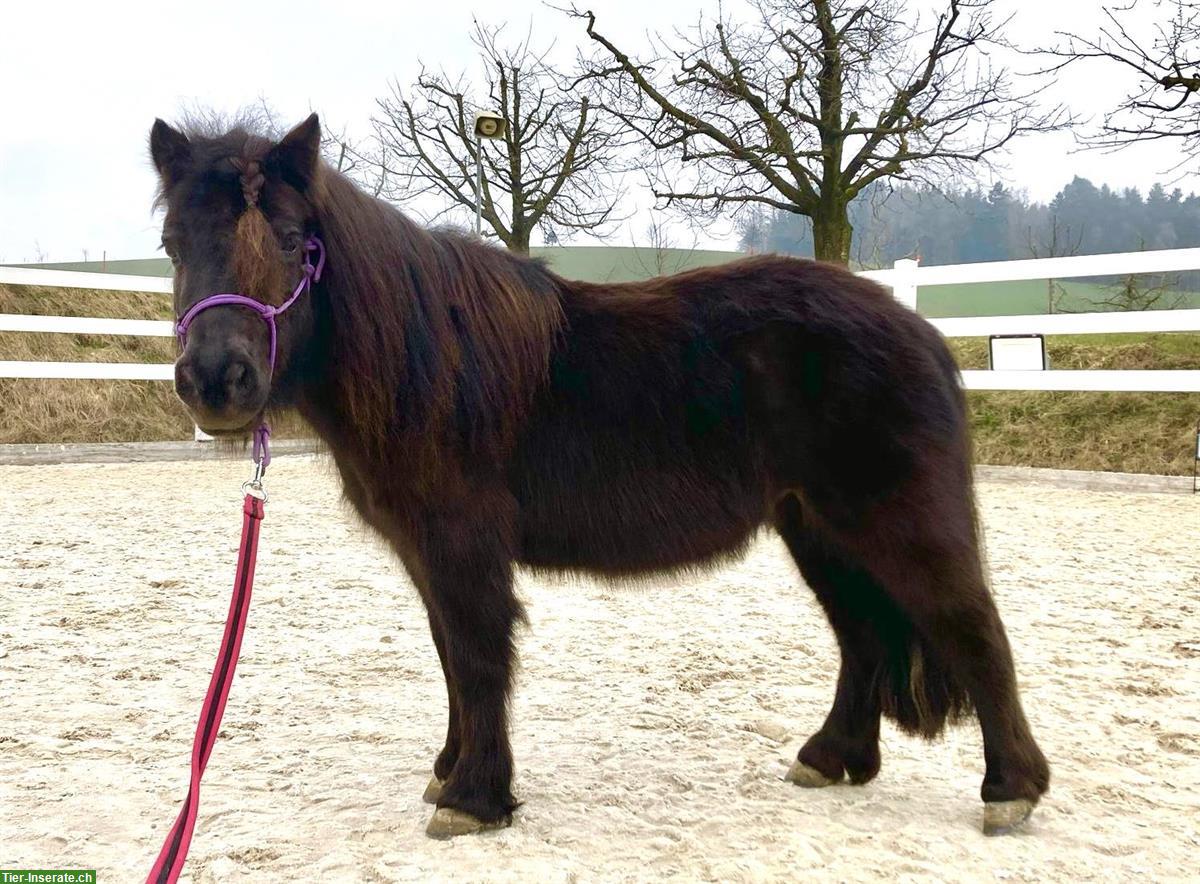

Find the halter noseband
[[174, 235, 325, 470]]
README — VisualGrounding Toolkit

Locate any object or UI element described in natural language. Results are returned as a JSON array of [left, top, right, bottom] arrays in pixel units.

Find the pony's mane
[[310, 165, 566, 458]]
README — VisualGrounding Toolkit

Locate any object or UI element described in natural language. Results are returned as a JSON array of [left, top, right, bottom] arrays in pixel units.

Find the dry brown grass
[[0, 376, 195, 445], [0, 283, 188, 443], [0, 284, 174, 321], [0, 283, 305, 444], [949, 336, 1200, 476], [2, 282, 1198, 474], [966, 390, 1197, 475]]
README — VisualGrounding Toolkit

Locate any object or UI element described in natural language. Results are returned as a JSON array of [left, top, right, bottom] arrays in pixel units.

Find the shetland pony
[[150, 113, 1048, 838]]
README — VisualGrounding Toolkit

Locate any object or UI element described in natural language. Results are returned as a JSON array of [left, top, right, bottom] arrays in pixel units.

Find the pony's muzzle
[[175, 343, 266, 432]]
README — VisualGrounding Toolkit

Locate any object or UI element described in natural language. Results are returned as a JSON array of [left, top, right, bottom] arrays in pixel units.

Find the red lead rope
[[147, 493, 265, 884]]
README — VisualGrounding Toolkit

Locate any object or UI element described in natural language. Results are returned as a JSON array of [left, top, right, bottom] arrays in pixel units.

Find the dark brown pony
[[150, 113, 1049, 839]]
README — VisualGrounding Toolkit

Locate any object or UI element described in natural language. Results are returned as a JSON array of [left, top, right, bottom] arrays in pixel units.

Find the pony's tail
[[874, 623, 973, 738]]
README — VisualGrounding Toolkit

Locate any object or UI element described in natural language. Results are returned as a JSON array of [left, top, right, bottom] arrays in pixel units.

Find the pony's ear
[[150, 118, 191, 185], [268, 113, 321, 193]]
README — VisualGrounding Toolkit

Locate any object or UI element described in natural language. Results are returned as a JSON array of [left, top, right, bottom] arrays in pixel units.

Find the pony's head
[[150, 113, 322, 434]]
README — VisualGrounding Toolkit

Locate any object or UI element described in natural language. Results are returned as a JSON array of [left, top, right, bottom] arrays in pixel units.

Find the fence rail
[[3, 248, 1200, 391], [961, 370, 1198, 392], [857, 246, 1200, 305], [0, 360, 175, 380], [0, 265, 173, 293], [0, 314, 173, 337], [931, 309, 1200, 338]]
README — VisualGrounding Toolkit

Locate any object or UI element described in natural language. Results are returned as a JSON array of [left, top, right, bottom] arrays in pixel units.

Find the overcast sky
[[1, 0, 1192, 262]]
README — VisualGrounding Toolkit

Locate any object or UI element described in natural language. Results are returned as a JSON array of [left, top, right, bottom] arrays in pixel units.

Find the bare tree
[[1098, 271, 1186, 310], [1026, 214, 1084, 313], [737, 205, 771, 254], [249, 97, 376, 188], [323, 127, 389, 197], [1049, 1, 1200, 161], [1095, 237, 1185, 311], [629, 212, 699, 277], [573, 0, 1068, 265], [369, 21, 628, 254]]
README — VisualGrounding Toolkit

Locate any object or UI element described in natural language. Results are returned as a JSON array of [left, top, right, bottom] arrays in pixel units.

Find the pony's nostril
[[225, 359, 259, 400], [175, 361, 198, 401], [227, 361, 247, 387]]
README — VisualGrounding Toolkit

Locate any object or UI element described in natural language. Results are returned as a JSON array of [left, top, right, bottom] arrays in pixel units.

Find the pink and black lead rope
[[146, 495, 262, 884], [147, 238, 323, 883]]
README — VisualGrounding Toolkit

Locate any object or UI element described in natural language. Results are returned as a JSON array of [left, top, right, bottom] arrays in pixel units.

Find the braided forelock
[[233, 206, 285, 302], [230, 156, 266, 208]]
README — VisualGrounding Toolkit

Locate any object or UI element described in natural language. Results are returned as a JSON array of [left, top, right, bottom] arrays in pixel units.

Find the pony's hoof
[[425, 807, 510, 840], [422, 776, 444, 805], [784, 760, 842, 788], [983, 799, 1035, 835]]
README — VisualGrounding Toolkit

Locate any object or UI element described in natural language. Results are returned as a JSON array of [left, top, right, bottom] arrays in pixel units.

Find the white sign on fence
[[989, 335, 1047, 372]]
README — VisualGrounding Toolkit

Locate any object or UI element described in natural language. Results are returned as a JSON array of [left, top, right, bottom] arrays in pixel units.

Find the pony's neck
[[293, 168, 565, 463]]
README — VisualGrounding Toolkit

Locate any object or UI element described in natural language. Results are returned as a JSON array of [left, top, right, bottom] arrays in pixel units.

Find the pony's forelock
[[234, 206, 285, 302], [150, 109, 279, 211]]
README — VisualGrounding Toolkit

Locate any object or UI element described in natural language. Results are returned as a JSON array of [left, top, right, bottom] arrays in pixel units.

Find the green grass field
[[918, 279, 1200, 317], [11, 247, 1200, 318], [5, 247, 742, 286], [534, 246, 740, 283]]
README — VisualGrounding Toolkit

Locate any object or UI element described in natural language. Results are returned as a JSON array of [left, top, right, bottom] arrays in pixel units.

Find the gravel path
[[1, 456, 1197, 882]]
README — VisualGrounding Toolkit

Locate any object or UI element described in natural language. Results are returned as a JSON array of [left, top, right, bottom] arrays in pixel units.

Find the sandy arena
[[1, 455, 1198, 882]]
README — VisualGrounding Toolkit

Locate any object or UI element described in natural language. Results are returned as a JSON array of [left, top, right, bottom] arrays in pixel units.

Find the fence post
[[891, 257, 919, 310]]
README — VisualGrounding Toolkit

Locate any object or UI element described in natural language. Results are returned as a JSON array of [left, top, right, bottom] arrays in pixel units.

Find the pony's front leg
[[418, 510, 522, 839], [419, 612, 459, 805]]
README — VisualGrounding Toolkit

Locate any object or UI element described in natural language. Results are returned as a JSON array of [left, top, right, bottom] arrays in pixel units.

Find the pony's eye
[[282, 234, 301, 254], [161, 238, 181, 266]]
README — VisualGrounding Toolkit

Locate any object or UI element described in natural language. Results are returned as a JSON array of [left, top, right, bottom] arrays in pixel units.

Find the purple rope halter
[[175, 236, 325, 471]]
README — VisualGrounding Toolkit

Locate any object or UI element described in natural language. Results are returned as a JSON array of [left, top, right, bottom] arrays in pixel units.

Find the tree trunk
[[811, 207, 852, 265], [508, 227, 531, 256]]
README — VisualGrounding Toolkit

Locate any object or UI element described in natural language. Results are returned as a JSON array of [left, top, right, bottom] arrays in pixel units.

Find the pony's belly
[[515, 482, 765, 576]]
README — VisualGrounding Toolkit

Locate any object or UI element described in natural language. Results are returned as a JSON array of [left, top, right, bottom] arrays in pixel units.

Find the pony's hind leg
[[825, 486, 1050, 834], [882, 543, 1048, 832], [774, 495, 886, 787]]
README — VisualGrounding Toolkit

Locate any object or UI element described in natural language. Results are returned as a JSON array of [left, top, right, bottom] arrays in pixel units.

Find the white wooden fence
[[2, 248, 1200, 392]]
